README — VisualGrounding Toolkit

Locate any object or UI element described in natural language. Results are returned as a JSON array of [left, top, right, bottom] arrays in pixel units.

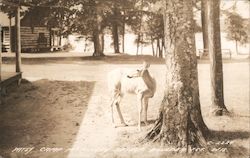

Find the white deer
[[108, 62, 156, 131]]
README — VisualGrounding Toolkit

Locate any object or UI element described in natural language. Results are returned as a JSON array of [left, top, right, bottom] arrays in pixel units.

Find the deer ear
[[143, 61, 150, 69]]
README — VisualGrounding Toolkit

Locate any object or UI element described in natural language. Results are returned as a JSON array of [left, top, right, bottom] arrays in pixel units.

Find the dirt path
[[67, 64, 164, 158], [67, 81, 117, 158]]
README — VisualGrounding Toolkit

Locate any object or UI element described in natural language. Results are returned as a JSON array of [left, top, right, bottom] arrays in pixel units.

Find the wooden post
[[15, 6, 22, 73], [0, 25, 2, 105], [9, 15, 12, 53], [0, 25, 2, 82]]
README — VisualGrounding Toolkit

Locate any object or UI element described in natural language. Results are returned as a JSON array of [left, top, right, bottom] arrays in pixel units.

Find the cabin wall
[[1, 27, 10, 52], [1, 26, 58, 53], [21, 27, 50, 51], [2, 26, 63, 53]]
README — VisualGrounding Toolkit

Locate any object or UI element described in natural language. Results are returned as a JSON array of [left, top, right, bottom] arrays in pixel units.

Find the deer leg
[[115, 102, 127, 127], [143, 97, 149, 126], [110, 97, 116, 128], [137, 94, 143, 131], [111, 100, 114, 124]]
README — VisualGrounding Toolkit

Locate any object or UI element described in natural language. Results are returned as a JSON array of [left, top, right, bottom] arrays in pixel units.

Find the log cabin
[[1, 26, 61, 53], [1, 8, 62, 53]]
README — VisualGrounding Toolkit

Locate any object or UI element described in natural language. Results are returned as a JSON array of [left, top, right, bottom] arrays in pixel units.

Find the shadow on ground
[[0, 79, 95, 158], [210, 130, 250, 141]]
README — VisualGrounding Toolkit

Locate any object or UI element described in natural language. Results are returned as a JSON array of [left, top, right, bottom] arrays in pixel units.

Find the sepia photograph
[[0, 0, 249, 158]]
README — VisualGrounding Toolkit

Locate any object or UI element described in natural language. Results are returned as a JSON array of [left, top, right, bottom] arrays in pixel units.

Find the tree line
[[1, 0, 166, 57], [1, 0, 248, 56]]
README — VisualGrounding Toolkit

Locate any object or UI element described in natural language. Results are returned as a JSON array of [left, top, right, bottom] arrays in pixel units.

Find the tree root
[[144, 112, 163, 141], [211, 107, 230, 116]]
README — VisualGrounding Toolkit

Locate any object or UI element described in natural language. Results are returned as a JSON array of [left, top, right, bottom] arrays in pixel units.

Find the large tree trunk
[[92, 1, 104, 57], [93, 30, 104, 56], [112, 7, 120, 54], [207, 0, 228, 115], [146, 0, 209, 149], [201, 0, 209, 56], [93, 15, 104, 57], [112, 24, 120, 54]]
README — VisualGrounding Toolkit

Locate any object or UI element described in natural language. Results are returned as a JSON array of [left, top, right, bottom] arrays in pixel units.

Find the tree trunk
[[201, 0, 209, 56], [93, 13, 104, 57], [93, 30, 104, 56], [112, 7, 120, 54], [136, 34, 140, 55], [122, 17, 125, 53], [235, 40, 238, 55], [112, 25, 119, 54], [92, 1, 104, 57], [101, 33, 104, 53], [146, 0, 209, 149], [151, 36, 155, 56], [156, 38, 160, 57], [207, 0, 228, 115], [159, 38, 163, 58], [84, 37, 88, 52], [140, 34, 143, 55]]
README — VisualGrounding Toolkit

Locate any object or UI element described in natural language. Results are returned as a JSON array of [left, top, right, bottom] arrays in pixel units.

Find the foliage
[[224, 12, 248, 45]]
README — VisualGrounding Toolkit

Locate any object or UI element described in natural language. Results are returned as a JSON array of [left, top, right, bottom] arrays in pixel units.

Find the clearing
[[0, 55, 249, 158]]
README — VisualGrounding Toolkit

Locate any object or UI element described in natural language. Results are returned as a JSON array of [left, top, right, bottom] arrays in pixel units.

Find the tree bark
[[156, 38, 160, 57], [140, 34, 143, 55], [146, 0, 209, 149], [151, 36, 155, 56], [101, 33, 104, 53], [136, 34, 140, 56], [122, 17, 125, 53], [207, 0, 228, 115], [235, 40, 238, 55], [93, 30, 104, 56], [112, 7, 120, 54], [159, 38, 164, 58], [93, 13, 104, 56], [201, 0, 209, 56]]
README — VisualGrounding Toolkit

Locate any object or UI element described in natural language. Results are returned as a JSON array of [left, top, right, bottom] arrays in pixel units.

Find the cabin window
[[1, 29, 4, 43]]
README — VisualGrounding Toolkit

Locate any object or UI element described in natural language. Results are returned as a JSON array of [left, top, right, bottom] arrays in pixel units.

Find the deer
[[107, 62, 156, 131]]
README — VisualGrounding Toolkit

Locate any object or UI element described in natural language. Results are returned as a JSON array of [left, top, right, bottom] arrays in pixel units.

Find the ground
[[0, 54, 249, 158]]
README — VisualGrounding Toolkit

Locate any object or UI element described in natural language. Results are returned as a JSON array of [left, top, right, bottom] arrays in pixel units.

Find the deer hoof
[[121, 122, 128, 127]]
